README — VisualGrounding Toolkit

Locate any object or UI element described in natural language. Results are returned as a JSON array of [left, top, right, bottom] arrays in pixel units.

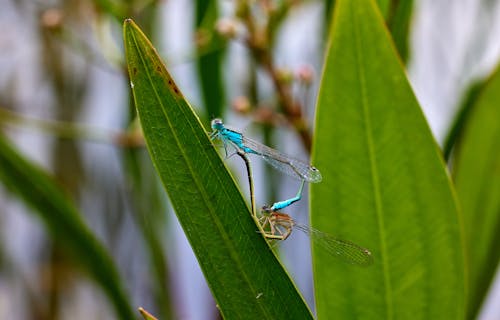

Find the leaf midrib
[[351, 3, 394, 318]]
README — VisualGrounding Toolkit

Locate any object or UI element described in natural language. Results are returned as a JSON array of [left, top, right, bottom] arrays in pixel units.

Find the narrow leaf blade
[[0, 134, 135, 320], [123, 19, 312, 319]]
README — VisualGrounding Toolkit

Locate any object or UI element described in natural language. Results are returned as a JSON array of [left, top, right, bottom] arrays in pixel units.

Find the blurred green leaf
[[92, 0, 126, 21], [452, 65, 500, 318], [0, 134, 134, 320], [195, 0, 225, 118], [123, 147, 173, 319], [311, 0, 465, 319], [123, 19, 313, 319], [443, 80, 484, 160], [377, 0, 390, 17], [324, 0, 336, 29], [387, 0, 414, 62]]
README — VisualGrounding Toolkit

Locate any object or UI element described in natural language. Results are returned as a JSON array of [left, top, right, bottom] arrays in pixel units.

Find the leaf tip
[[138, 307, 158, 320], [123, 18, 137, 35]]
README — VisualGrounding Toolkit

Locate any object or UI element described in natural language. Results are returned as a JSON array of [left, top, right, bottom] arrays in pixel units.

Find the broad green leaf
[[311, 0, 465, 319], [453, 65, 500, 318], [123, 19, 312, 319], [0, 134, 134, 320], [324, 0, 414, 62], [325, 0, 391, 22], [377, 0, 390, 18]]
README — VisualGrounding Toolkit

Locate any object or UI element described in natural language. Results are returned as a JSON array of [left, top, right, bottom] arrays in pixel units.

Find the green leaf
[[123, 19, 312, 319], [443, 80, 484, 160], [311, 0, 465, 319], [123, 147, 174, 319], [386, 0, 414, 62], [324, 0, 336, 28], [0, 134, 135, 320], [324, 0, 414, 62], [195, 0, 225, 118], [376, 0, 390, 18], [91, 0, 126, 21], [452, 65, 500, 318]]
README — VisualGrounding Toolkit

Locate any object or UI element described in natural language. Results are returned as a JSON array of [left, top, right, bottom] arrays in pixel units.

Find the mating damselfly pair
[[210, 118, 373, 266]]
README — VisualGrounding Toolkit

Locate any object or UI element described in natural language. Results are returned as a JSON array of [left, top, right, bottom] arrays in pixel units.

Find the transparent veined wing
[[241, 136, 322, 183], [294, 224, 373, 266]]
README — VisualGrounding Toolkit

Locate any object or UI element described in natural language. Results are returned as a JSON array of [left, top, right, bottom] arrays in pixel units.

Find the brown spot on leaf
[[165, 77, 181, 97]]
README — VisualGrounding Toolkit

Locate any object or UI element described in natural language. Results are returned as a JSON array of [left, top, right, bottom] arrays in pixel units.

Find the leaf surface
[[453, 65, 500, 318], [311, 0, 465, 319], [123, 19, 312, 319]]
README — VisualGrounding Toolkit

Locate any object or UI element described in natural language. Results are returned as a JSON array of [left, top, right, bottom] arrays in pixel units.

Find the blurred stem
[[0, 107, 144, 147], [50, 20, 121, 74], [257, 50, 312, 151], [48, 247, 66, 320], [238, 0, 313, 152]]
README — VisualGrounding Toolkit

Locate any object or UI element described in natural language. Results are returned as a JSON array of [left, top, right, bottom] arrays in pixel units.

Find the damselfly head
[[211, 118, 224, 130], [261, 205, 272, 213]]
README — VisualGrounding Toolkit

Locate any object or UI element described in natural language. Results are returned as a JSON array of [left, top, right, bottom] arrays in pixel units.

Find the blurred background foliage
[[0, 0, 498, 319]]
